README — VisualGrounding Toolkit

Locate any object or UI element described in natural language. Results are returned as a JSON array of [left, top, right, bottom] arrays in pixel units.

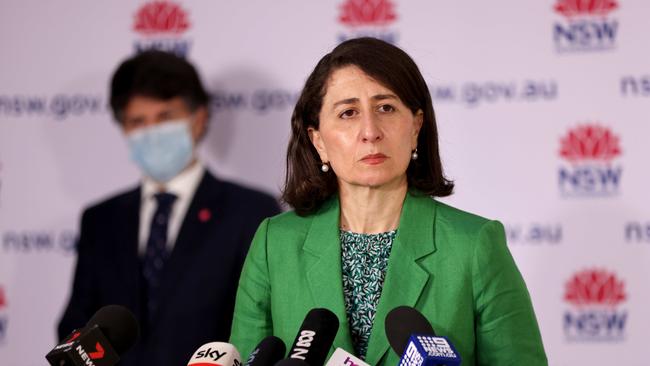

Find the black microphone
[[385, 306, 461, 366], [46, 305, 140, 366], [385, 306, 435, 356], [275, 359, 310, 366], [285, 308, 339, 366], [245, 336, 286, 366]]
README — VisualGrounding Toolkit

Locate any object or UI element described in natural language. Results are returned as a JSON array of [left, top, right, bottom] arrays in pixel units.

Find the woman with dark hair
[[230, 38, 547, 366]]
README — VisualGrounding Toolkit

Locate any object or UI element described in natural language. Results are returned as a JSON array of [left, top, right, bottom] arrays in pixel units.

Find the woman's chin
[[341, 174, 407, 191]]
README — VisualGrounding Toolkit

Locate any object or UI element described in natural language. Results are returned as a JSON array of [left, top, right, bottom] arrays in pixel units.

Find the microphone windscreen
[[86, 304, 140, 355], [288, 308, 339, 366], [246, 336, 286, 366], [385, 306, 435, 355], [275, 358, 310, 366], [187, 342, 241, 366]]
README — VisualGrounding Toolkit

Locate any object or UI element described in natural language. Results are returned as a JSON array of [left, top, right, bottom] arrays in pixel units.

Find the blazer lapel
[[114, 187, 143, 319], [303, 197, 355, 355], [365, 192, 437, 366]]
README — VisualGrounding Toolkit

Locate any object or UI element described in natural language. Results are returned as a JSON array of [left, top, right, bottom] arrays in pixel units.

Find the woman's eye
[[339, 109, 357, 119], [378, 104, 395, 113]]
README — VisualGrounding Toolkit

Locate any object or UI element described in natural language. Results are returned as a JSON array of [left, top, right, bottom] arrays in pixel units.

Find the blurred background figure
[[57, 51, 281, 366]]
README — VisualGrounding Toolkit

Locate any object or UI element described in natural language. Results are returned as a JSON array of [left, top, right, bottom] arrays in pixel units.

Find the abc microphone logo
[[290, 330, 316, 360]]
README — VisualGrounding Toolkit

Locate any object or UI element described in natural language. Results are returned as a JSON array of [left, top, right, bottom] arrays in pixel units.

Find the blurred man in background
[[58, 50, 280, 366]]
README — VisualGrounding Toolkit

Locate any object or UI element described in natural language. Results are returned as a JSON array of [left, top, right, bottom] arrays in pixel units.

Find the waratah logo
[[552, 0, 619, 52], [134, 1, 190, 35], [0, 287, 5, 309], [559, 124, 621, 162], [564, 269, 628, 340], [0, 285, 7, 343], [337, 0, 399, 44], [554, 0, 618, 17], [132, 1, 192, 56], [558, 124, 623, 197], [339, 0, 397, 27], [565, 269, 626, 306]]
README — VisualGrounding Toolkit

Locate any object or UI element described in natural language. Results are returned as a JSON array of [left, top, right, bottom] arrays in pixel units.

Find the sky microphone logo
[[132, 1, 192, 57], [557, 124, 622, 197], [337, 0, 399, 44], [552, 0, 619, 52], [564, 269, 627, 341], [0, 285, 7, 344]]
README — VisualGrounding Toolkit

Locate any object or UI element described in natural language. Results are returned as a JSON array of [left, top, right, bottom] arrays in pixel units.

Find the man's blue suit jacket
[[58, 171, 280, 366]]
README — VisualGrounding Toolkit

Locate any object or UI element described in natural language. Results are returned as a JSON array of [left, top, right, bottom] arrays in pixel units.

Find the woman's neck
[[338, 180, 408, 234]]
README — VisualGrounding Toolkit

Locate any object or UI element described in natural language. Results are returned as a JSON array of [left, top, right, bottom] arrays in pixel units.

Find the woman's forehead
[[322, 66, 397, 102]]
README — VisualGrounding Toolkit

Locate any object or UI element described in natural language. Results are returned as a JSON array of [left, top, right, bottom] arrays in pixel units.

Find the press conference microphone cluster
[[187, 336, 287, 366], [46, 305, 140, 366], [385, 306, 461, 366]]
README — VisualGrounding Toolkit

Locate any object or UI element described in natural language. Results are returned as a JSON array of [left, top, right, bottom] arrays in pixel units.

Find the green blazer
[[230, 191, 547, 366]]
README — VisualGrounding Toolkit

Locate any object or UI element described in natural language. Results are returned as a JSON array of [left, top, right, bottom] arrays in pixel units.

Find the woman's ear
[[412, 109, 424, 148], [308, 127, 328, 162]]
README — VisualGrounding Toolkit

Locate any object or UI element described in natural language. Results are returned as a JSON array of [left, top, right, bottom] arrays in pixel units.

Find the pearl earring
[[411, 148, 418, 160], [321, 163, 330, 172]]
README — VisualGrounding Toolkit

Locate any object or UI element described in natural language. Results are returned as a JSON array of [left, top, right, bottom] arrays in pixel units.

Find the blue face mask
[[126, 119, 194, 183]]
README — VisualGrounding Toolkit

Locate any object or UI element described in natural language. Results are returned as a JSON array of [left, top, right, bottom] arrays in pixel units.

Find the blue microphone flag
[[398, 335, 461, 366]]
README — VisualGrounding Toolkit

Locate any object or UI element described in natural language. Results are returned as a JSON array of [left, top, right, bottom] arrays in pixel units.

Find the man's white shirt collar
[[138, 161, 205, 255]]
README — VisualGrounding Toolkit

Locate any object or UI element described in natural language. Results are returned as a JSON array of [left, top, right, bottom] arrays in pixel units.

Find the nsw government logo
[[337, 0, 399, 44], [0, 285, 7, 344], [552, 0, 619, 52], [558, 124, 622, 197], [564, 269, 627, 341], [132, 1, 192, 57]]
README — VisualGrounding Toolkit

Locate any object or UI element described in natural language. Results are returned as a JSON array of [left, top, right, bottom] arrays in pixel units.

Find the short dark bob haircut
[[283, 37, 454, 216], [109, 50, 209, 123]]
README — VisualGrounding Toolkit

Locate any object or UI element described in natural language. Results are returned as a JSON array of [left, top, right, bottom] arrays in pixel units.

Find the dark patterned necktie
[[142, 192, 177, 325]]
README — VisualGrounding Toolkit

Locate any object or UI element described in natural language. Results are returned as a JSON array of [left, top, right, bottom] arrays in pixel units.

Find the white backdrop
[[1, 1, 649, 365]]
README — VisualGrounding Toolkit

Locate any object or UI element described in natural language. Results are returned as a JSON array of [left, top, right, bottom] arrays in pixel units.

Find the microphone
[[286, 308, 339, 366], [324, 348, 369, 366], [275, 359, 310, 366], [245, 336, 286, 366], [385, 306, 435, 356], [398, 335, 461, 366], [187, 342, 242, 366], [385, 306, 461, 366], [46, 305, 140, 366]]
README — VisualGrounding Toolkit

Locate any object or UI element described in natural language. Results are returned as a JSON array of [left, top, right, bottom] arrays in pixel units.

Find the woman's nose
[[360, 113, 383, 143]]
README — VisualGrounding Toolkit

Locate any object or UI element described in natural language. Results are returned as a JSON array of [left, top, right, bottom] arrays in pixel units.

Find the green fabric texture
[[230, 191, 548, 366]]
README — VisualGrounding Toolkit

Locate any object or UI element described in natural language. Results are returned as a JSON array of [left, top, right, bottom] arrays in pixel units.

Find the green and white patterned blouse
[[340, 229, 396, 360]]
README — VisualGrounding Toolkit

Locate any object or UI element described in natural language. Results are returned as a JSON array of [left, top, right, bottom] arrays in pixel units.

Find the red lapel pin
[[198, 208, 212, 223]]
